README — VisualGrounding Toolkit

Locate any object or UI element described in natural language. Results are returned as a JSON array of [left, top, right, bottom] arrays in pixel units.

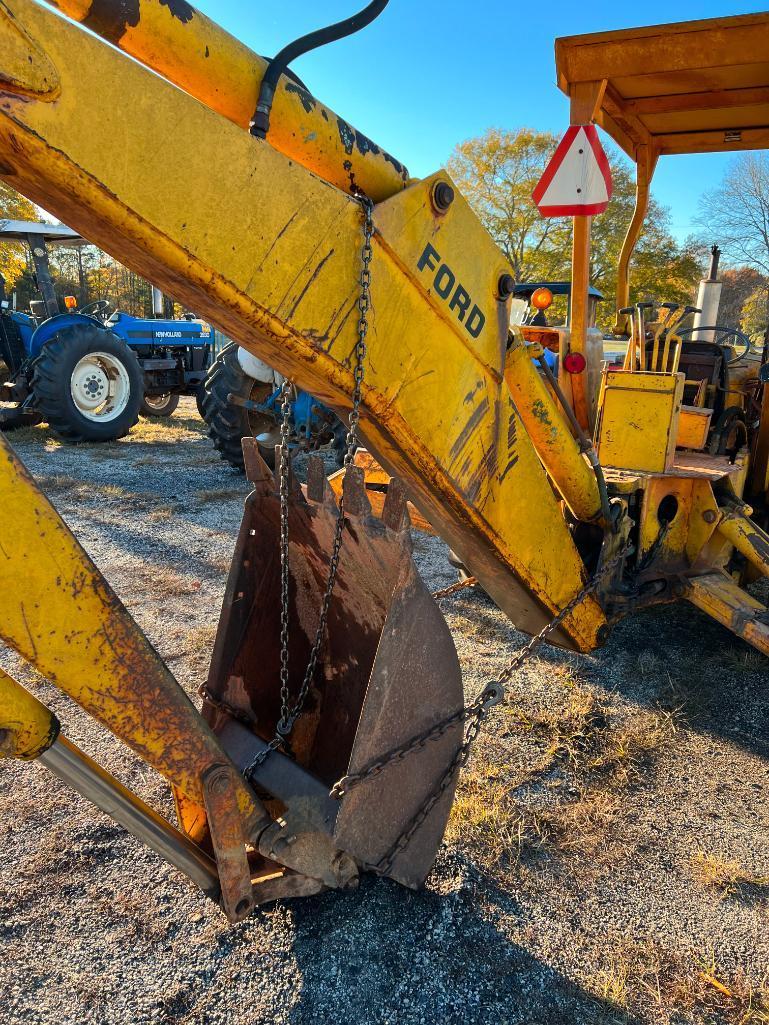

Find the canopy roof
[[556, 12, 769, 160], [0, 220, 85, 245]]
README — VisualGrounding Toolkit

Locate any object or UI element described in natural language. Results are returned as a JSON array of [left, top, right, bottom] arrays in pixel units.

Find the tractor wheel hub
[[69, 351, 131, 422]]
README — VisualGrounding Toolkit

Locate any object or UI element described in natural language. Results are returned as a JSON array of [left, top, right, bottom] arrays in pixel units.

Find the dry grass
[[700, 645, 769, 674], [2, 423, 60, 448], [690, 852, 769, 898], [587, 708, 681, 786], [38, 475, 161, 511], [157, 622, 221, 668], [132, 565, 202, 597], [206, 553, 235, 576], [448, 682, 680, 879], [196, 487, 246, 505], [186, 623, 219, 653], [445, 755, 525, 871], [519, 684, 678, 785], [146, 504, 177, 522], [591, 941, 769, 1023], [124, 416, 205, 445]]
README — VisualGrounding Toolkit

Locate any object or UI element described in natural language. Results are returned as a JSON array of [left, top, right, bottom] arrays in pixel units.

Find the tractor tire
[[195, 380, 207, 419], [140, 392, 180, 418], [31, 325, 143, 443], [200, 343, 276, 472]]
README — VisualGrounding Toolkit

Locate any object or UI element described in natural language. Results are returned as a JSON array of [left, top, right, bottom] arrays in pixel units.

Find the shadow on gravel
[[582, 598, 769, 766], [66, 506, 241, 579], [285, 872, 641, 1025]]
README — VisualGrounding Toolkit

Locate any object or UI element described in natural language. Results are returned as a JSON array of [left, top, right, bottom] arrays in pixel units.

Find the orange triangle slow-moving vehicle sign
[[532, 125, 612, 217]]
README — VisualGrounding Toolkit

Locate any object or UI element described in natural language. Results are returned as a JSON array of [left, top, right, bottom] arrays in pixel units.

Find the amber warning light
[[530, 287, 553, 311], [64, 296, 77, 310]]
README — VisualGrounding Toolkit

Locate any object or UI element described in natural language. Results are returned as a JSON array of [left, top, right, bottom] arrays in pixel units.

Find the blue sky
[[196, 0, 766, 243]]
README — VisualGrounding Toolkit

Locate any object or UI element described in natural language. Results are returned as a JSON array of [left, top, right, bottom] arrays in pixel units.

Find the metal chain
[[330, 543, 631, 873], [245, 196, 374, 780], [277, 379, 294, 730], [633, 520, 671, 578]]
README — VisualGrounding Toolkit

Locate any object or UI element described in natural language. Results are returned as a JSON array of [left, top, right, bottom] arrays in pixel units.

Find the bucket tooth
[[306, 454, 331, 504], [341, 464, 372, 518], [241, 437, 274, 494], [270, 443, 303, 499], [381, 474, 409, 533], [203, 463, 463, 898]]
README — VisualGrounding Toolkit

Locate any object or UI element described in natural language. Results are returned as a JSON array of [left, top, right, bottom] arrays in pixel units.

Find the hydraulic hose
[[251, 1, 390, 139]]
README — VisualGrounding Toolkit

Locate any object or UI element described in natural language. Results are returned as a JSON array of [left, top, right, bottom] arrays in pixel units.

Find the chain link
[[245, 197, 374, 780], [330, 542, 631, 873], [237, 195, 636, 873], [633, 519, 671, 578]]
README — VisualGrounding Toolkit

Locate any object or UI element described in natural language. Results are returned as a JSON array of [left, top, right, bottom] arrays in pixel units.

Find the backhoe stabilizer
[[688, 572, 769, 656]]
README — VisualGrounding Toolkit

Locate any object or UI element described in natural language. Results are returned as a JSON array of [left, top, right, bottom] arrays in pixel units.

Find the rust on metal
[[202, 447, 463, 894], [202, 763, 255, 923], [328, 450, 435, 534]]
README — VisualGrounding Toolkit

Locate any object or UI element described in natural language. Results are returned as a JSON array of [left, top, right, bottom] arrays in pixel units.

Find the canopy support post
[[613, 143, 659, 334]]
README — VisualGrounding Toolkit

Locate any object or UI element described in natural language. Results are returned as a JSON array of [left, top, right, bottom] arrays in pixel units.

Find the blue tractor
[[0, 221, 213, 442], [200, 343, 347, 472]]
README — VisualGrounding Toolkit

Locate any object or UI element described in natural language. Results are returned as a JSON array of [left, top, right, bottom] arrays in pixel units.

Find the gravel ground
[[1, 397, 767, 1025]]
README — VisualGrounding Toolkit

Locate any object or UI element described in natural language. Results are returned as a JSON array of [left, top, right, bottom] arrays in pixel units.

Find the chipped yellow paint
[[0, 0, 606, 650], [637, 476, 719, 569], [504, 331, 602, 523], [716, 505, 769, 579], [47, 0, 410, 203], [0, 434, 264, 827], [688, 573, 769, 655], [595, 370, 684, 473]]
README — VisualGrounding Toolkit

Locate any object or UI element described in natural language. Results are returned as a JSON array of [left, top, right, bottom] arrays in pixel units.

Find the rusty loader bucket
[[195, 441, 464, 900]]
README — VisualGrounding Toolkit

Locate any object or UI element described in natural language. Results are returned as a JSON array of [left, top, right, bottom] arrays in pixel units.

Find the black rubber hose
[[250, 1, 390, 139]]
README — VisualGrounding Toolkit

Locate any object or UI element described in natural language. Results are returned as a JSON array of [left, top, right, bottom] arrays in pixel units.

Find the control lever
[[634, 303, 654, 370]]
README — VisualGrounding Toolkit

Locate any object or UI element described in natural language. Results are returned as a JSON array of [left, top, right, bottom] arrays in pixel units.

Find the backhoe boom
[[0, 0, 605, 650]]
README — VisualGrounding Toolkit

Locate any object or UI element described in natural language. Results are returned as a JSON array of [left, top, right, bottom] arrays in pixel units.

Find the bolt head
[[208, 772, 229, 796], [432, 181, 455, 213], [498, 273, 516, 300], [703, 509, 717, 524]]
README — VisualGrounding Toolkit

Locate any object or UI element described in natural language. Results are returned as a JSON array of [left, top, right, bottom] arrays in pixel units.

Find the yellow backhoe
[[0, 0, 768, 921]]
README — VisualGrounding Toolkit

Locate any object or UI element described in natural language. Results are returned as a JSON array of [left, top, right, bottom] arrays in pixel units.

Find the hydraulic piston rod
[[0, 670, 220, 896], [40, 736, 221, 898]]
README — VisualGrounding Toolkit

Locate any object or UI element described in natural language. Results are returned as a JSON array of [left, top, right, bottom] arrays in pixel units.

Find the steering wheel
[[677, 325, 753, 365], [79, 299, 112, 320]]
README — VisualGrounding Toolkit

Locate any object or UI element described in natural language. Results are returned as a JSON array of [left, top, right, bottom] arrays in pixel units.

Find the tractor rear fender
[[27, 311, 106, 359]]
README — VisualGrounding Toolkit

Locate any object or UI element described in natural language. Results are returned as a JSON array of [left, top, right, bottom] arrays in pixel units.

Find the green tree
[[446, 128, 702, 329], [446, 128, 565, 281], [740, 286, 768, 337]]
